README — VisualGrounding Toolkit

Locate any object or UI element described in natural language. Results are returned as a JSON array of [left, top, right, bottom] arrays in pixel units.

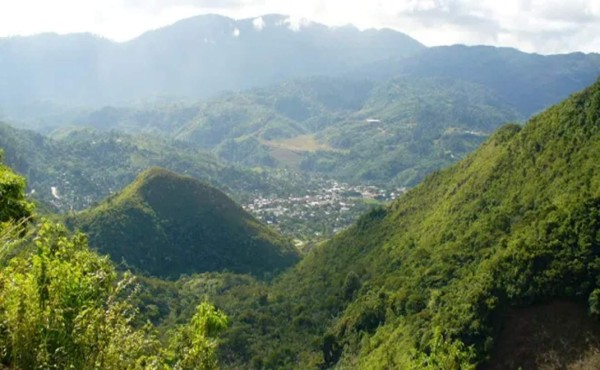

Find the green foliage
[[0, 161, 33, 224], [0, 221, 161, 369], [166, 303, 228, 370], [0, 220, 231, 369], [409, 327, 476, 370], [342, 271, 361, 301], [589, 289, 600, 316], [0, 160, 230, 369], [0, 155, 34, 263]]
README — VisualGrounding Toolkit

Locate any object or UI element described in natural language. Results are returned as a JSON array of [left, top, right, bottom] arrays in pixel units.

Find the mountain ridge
[[0, 13, 423, 109], [354, 44, 600, 115], [71, 76, 523, 186]]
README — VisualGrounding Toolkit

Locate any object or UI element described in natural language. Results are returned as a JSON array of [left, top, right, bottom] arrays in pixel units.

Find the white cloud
[[232, 27, 241, 37], [252, 16, 266, 31], [279, 16, 312, 32], [0, 1, 598, 53]]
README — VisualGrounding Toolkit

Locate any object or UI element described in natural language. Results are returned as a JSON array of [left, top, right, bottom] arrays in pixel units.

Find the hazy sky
[[0, 0, 598, 54]]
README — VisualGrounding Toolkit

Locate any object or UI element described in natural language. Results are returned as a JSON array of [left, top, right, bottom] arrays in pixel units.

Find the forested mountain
[[0, 14, 422, 111], [0, 50, 598, 370], [157, 78, 600, 368], [2, 14, 598, 191], [0, 123, 395, 243], [66, 168, 299, 278], [301, 77, 522, 184]]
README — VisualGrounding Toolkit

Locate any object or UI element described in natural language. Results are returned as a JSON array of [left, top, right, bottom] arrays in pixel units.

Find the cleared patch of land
[[262, 134, 345, 153], [261, 134, 348, 168]]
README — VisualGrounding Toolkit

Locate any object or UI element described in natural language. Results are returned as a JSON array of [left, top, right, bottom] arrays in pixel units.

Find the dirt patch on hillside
[[483, 300, 600, 370]]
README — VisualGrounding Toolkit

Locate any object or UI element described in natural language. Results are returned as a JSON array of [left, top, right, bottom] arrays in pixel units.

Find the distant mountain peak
[[0, 12, 425, 106]]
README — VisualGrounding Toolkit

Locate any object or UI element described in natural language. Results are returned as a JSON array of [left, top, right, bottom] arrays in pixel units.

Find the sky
[[0, 0, 598, 54]]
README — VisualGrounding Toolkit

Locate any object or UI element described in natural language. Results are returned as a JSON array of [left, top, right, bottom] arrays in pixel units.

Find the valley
[[0, 9, 599, 370]]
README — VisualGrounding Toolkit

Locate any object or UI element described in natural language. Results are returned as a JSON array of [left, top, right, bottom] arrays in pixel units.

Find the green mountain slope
[[0, 123, 397, 243], [206, 79, 600, 368], [168, 76, 522, 186], [0, 152, 33, 225], [66, 168, 299, 278], [34, 53, 597, 188]]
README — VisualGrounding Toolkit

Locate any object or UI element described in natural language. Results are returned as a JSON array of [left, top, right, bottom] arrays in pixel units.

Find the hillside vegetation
[[0, 123, 397, 243], [6, 44, 598, 194], [66, 168, 299, 278], [2, 12, 599, 370]]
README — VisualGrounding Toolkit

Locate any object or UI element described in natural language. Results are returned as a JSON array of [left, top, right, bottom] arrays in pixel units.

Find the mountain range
[[2, 14, 599, 127], [0, 14, 423, 111], [67, 72, 593, 187], [355, 45, 600, 116], [2, 13, 599, 191]]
